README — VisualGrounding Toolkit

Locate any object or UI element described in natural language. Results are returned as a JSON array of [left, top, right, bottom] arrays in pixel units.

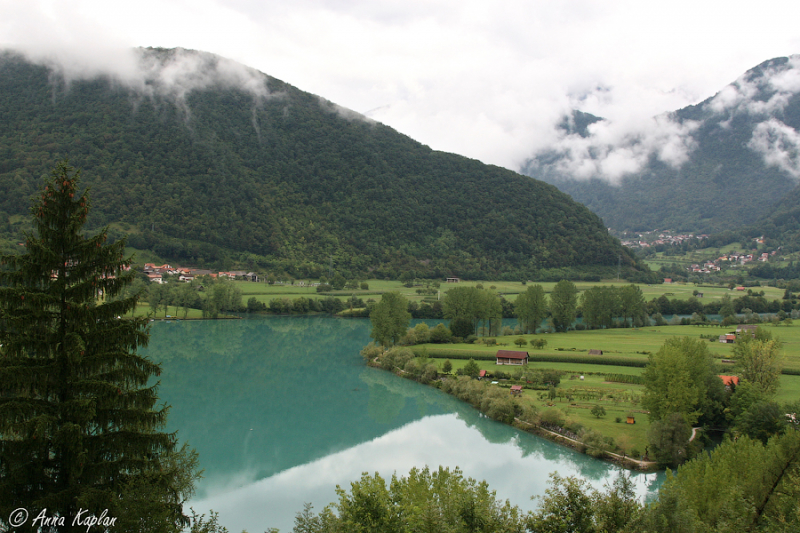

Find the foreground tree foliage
[[0, 162, 197, 532], [291, 466, 526, 533], [733, 336, 784, 397], [640, 431, 800, 533], [641, 337, 725, 426]]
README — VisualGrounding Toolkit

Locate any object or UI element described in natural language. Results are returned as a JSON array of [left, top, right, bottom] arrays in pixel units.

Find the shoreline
[[367, 360, 661, 472]]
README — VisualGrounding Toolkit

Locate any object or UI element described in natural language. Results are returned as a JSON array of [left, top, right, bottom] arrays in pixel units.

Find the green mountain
[[523, 57, 800, 233], [0, 48, 639, 280]]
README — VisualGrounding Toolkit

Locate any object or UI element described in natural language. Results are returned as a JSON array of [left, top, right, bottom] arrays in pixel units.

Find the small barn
[[510, 385, 523, 396], [495, 350, 529, 365], [736, 324, 758, 337], [588, 349, 603, 355]]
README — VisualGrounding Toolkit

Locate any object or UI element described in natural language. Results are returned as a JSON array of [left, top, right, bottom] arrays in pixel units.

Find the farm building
[[495, 350, 529, 365]]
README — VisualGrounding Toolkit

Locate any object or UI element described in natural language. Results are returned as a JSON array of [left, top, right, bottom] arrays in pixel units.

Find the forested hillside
[[523, 56, 800, 233], [0, 48, 640, 280]]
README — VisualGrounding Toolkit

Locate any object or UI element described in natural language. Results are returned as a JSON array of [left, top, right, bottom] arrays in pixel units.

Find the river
[[142, 316, 664, 532]]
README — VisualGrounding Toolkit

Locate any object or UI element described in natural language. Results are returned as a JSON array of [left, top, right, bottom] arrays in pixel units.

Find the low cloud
[[2, 0, 800, 177], [11, 46, 270, 102], [531, 114, 699, 185], [710, 55, 800, 116], [317, 96, 375, 123], [749, 119, 800, 179]]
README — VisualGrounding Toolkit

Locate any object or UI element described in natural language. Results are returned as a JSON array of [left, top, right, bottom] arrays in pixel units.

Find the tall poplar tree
[[0, 161, 195, 532], [550, 280, 578, 332]]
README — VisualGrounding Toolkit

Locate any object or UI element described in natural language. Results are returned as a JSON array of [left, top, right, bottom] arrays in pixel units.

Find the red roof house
[[719, 375, 740, 389]]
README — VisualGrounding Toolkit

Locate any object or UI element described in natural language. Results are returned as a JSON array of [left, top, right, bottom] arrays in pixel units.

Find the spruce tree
[[0, 161, 195, 531]]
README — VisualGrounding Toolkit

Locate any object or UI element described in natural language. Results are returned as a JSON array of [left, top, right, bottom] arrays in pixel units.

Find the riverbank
[[363, 345, 660, 471]]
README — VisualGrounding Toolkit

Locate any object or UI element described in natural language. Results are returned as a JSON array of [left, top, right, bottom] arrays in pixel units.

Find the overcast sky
[[2, 0, 800, 175]]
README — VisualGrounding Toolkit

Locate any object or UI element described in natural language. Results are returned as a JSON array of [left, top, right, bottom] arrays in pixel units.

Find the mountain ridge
[[0, 47, 643, 280], [522, 55, 800, 233]]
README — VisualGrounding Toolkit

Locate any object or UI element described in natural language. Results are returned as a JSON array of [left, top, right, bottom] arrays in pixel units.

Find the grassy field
[[439, 358, 652, 454], [422, 323, 800, 454], [231, 278, 785, 307], [419, 322, 800, 372]]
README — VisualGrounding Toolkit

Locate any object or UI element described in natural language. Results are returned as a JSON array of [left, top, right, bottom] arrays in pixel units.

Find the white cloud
[[710, 55, 800, 116], [534, 115, 699, 184], [1, 0, 800, 173], [749, 118, 800, 179]]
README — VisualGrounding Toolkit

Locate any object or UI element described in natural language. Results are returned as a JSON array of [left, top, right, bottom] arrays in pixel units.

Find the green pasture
[[440, 362, 652, 453]]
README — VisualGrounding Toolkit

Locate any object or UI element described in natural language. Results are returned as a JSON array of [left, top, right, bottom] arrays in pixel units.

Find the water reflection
[[143, 316, 663, 533]]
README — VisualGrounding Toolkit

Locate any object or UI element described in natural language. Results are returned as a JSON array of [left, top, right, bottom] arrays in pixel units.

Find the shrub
[[429, 323, 452, 343], [442, 359, 452, 374], [360, 342, 384, 363], [539, 408, 565, 427], [581, 429, 614, 458], [591, 404, 606, 419]]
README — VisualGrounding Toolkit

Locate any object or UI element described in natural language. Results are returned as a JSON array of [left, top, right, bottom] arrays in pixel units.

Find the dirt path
[[514, 417, 658, 470]]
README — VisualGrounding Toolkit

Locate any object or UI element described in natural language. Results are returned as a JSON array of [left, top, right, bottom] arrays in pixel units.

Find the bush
[[429, 323, 452, 343], [540, 408, 565, 427], [581, 429, 614, 458], [360, 342, 384, 363]]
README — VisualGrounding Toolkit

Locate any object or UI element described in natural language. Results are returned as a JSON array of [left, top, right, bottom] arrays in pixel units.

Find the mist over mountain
[[0, 47, 640, 280], [522, 56, 800, 233]]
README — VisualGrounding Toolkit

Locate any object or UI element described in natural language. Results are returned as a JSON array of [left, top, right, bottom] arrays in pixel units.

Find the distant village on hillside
[[619, 231, 782, 275], [142, 263, 259, 284]]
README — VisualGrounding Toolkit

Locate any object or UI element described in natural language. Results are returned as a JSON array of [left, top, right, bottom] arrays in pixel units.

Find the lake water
[[143, 316, 664, 532]]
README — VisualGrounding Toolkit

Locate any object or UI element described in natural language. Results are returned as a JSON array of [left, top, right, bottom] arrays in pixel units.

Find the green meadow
[[231, 277, 785, 306], [421, 321, 800, 456]]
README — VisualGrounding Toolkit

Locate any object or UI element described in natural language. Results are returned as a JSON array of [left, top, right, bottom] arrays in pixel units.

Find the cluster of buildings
[[142, 263, 259, 284], [688, 249, 778, 274], [620, 231, 706, 248]]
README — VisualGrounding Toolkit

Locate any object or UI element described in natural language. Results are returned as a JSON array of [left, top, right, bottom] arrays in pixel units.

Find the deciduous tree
[[515, 284, 547, 333], [734, 338, 784, 396], [369, 291, 411, 346], [641, 337, 724, 426], [550, 280, 578, 332]]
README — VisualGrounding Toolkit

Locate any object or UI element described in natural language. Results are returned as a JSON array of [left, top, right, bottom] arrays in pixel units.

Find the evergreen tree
[[0, 162, 196, 532]]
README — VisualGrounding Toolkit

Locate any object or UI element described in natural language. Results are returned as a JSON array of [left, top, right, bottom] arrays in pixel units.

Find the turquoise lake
[[142, 316, 664, 532]]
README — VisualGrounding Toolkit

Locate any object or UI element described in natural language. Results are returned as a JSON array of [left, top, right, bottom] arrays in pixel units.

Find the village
[[687, 248, 778, 274], [141, 263, 260, 284]]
